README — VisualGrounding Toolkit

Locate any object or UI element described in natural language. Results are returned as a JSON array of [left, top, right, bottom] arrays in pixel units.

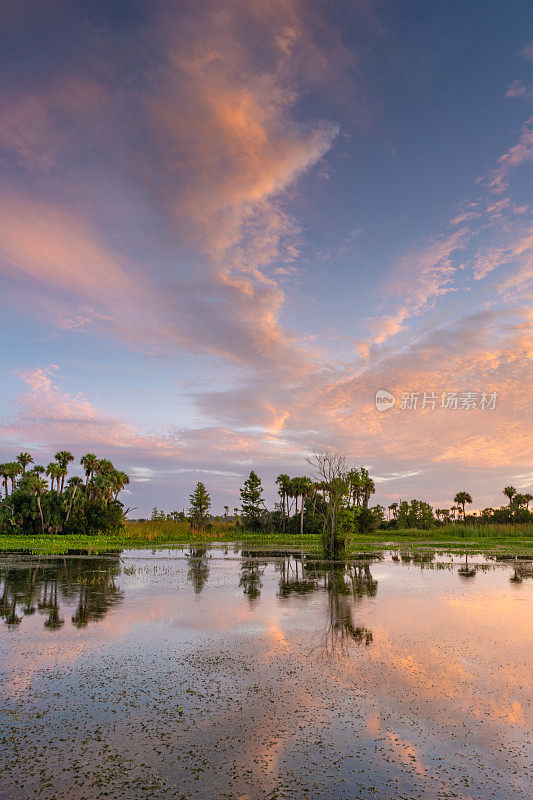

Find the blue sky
[[1, 0, 532, 514]]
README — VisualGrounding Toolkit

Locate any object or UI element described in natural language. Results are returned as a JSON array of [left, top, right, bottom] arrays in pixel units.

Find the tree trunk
[[37, 496, 45, 535], [300, 498, 305, 536], [65, 485, 77, 524]]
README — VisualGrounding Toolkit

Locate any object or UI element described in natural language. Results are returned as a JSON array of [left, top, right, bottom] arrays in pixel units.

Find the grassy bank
[[0, 519, 531, 556]]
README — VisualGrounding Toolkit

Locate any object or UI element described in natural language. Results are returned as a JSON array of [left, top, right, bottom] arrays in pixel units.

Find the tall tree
[[55, 451, 74, 492], [4, 462, 22, 494], [17, 452, 33, 475], [80, 454, 99, 486], [46, 463, 60, 491], [240, 471, 264, 530], [293, 476, 313, 535], [189, 482, 211, 531], [28, 477, 48, 534], [0, 464, 9, 498], [503, 486, 517, 506], [276, 474, 291, 529], [65, 477, 83, 524], [360, 468, 375, 509], [453, 491, 472, 519], [306, 449, 349, 556]]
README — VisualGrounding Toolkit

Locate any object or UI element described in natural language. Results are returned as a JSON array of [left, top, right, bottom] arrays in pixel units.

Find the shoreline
[[1, 529, 532, 557]]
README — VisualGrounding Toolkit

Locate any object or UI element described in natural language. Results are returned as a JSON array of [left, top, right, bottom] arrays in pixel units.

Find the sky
[[0, 0, 532, 516]]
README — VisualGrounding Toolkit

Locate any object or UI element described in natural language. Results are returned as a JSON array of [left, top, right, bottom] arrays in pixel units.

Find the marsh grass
[[0, 519, 531, 555]]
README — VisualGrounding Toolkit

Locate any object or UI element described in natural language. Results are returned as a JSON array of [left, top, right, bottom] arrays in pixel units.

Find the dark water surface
[[0, 547, 531, 800]]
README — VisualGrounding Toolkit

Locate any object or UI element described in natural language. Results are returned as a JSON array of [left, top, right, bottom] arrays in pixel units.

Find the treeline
[[183, 453, 385, 556], [174, 451, 532, 556], [0, 451, 129, 535], [384, 487, 533, 529]]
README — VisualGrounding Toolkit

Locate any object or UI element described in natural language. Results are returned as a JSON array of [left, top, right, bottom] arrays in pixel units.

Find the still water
[[0, 547, 531, 800]]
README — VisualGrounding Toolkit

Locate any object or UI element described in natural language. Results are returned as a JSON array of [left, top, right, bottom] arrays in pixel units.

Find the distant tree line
[[384, 487, 532, 529], [176, 452, 531, 556], [0, 451, 129, 535]]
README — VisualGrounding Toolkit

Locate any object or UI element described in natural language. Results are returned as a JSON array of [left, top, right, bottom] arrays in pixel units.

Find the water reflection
[[0, 553, 123, 629], [2, 548, 531, 635], [0, 547, 531, 800], [186, 547, 210, 594], [239, 556, 266, 600]]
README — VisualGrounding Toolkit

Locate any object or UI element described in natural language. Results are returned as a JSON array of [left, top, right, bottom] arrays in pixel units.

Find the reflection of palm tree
[[72, 584, 89, 627], [458, 552, 476, 578], [44, 583, 64, 630], [6, 598, 22, 627], [277, 556, 317, 597], [0, 554, 123, 630], [348, 563, 378, 598]]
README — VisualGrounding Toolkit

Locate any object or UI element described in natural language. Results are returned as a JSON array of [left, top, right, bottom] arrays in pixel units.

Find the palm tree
[[65, 477, 83, 524], [4, 462, 22, 494], [347, 469, 362, 508], [110, 470, 129, 500], [503, 486, 517, 506], [28, 477, 48, 534], [54, 451, 74, 491], [514, 493, 526, 508], [523, 493, 533, 510], [57, 466, 68, 493], [46, 462, 61, 491], [96, 459, 114, 476], [80, 453, 99, 486], [360, 468, 375, 509], [453, 491, 472, 519], [286, 478, 296, 517], [0, 464, 8, 498], [276, 474, 291, 529], [293, 477, 313, 535], [17, 452, 33, 475]]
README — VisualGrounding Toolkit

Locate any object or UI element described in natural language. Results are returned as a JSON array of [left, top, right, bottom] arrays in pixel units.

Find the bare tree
[[306, 449, 349, 556]]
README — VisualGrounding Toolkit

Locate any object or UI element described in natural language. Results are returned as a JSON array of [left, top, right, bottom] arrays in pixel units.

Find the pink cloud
[[366, 227, 469, 346], [488, 116, 533, 193]]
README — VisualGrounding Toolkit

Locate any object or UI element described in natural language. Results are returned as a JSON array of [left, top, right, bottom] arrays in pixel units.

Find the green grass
[[0, 519, 531, 556]]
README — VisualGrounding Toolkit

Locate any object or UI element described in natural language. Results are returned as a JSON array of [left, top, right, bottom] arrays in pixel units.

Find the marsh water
[[0, 547, 531, 800]]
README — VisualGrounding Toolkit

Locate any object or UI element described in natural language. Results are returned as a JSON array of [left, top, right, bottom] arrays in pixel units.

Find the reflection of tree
[[0, 553, 123, 630], [186, 547, 210, 595], [44, 583, 64, 630], [277, 555, 317, 598], [324, 567, 373, 651], [239, 558, 265, 601], [278, 558, 376, 651], [458, 553, 476, 578], [509, 561, 533, 583]]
